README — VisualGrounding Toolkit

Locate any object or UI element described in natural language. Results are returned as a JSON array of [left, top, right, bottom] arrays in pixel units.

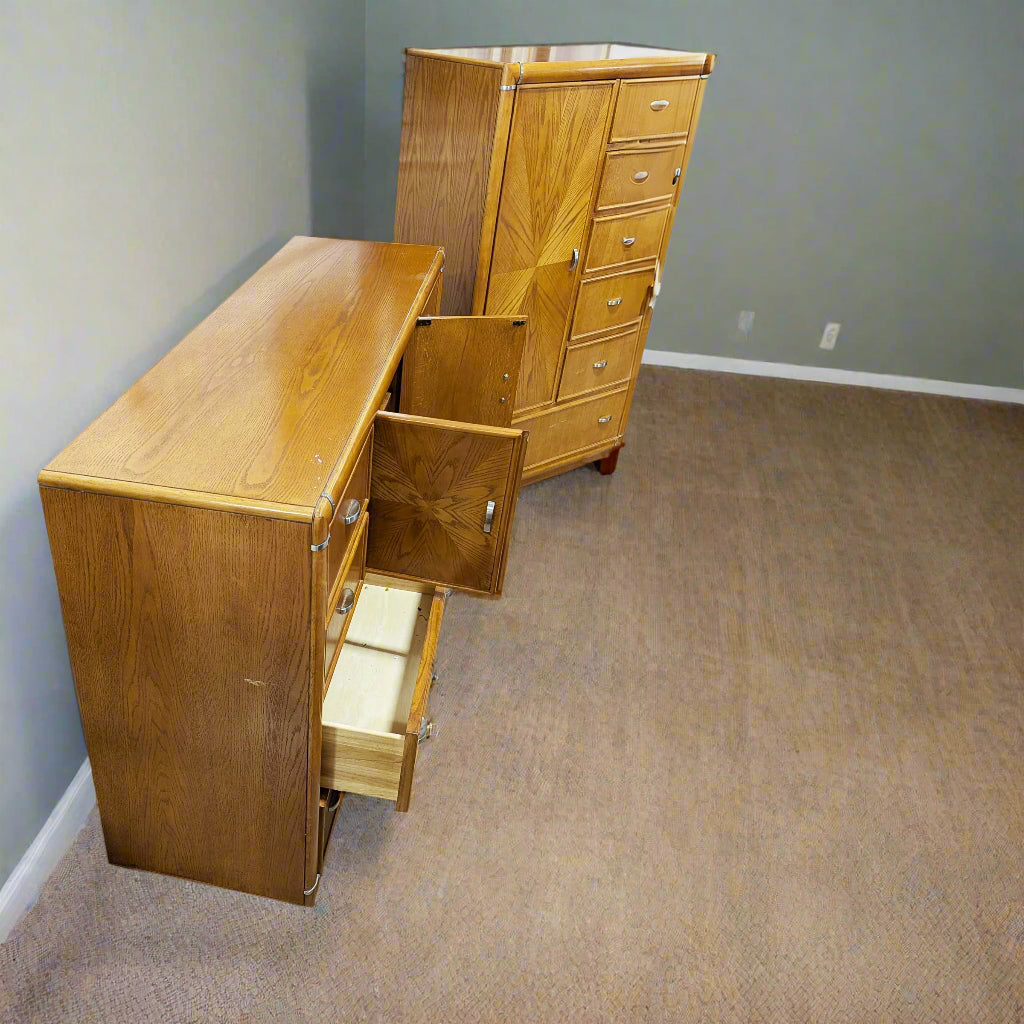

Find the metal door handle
[[607, 298, 622, 307], [673, 167, 682, 185], [569, 248, 579, 271], [483, 499, 496, 534], [336, 588, 355, 615], [650, 99, 670, 111], [598, 415, 612, 424], [341, 498, 361, 525], [418, 717, 434, 742], [592, 360, 608, 369], [622, 237, 635, 247], [632, 171, 649, 183]]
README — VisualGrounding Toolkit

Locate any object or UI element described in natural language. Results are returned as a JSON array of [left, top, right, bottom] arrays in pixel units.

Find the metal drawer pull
[[336, 588, 355, 615], [607, 298, 622, 307], [341, 498, 361, 525], [569, 247, 579, 271], [598, 415, 612, 424], [632, 170, 649, 183], [592, 360, 608, 369], [622, 237, 635, 247], [650, 99, 670, 111], [673, 167, 682, 185], [483, 499, 496, 534]]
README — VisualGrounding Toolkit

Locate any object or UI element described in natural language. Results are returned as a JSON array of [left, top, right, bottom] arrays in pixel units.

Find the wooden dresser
[[39, 238, 530, 904], [394, 43, 715, 482]]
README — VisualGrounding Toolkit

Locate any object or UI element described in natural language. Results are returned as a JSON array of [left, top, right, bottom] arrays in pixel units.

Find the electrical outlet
[[737, 310, 755, 336], [820, 322, 840, 350]]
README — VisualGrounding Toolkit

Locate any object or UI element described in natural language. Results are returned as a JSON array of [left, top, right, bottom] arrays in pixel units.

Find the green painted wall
[[362, 2, 1023, 388]]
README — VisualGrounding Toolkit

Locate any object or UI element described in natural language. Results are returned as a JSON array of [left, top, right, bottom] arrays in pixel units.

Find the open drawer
[[320, 578, 444, 811]]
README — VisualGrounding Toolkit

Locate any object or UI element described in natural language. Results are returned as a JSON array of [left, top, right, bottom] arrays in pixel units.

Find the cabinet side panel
[[41, 488, 312, 904], [394, 55, 503, 316]]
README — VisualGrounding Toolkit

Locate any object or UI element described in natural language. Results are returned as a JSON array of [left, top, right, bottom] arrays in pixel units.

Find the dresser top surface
[[43, 237, 443, 515]]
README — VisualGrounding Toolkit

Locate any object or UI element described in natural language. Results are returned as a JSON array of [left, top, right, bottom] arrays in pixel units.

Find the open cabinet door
[[366, 411, 527, 595], [399, 316, 527, 428]]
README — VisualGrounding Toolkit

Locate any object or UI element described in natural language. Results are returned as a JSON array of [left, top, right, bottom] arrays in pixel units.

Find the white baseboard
[[0, 759, 96, 941], [641, 350, 1024, 405]]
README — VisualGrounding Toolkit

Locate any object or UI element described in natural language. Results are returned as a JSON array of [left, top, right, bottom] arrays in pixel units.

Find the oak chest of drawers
[[394, 43, 715, 482], [39, 238, 530, 904]]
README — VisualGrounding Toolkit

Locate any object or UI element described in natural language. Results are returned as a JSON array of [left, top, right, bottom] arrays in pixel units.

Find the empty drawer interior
[[320, 582, 438, 800]]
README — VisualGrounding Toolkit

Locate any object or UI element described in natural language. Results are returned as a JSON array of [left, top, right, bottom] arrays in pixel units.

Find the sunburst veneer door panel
[[485, 83, 613, 412], [366, 411, 527, 596]]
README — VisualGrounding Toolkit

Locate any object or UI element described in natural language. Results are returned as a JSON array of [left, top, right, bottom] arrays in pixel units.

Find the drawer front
[[610, 77, 698, 142], [324, 518, 367, 685], [321, 583, 444, 809], [572, 268, 654, 340], [559, 328, 639, 401], [596, 143, 686, 211], [585, 207, 670, 273], [327, 430, 371, 597], [517, 388, 629, 468]]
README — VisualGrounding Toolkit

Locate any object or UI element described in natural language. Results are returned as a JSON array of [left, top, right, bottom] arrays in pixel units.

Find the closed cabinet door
[[484, 83, 613, 412]]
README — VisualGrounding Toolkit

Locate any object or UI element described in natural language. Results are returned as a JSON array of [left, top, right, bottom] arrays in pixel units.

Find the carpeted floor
[[3, 366, 1023, 1023]]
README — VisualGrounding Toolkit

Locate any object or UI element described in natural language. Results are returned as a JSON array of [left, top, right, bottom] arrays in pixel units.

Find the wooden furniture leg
[[595, 445, 622, 475]]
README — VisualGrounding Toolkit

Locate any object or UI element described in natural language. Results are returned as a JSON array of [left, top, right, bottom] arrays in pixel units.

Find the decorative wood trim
[[36, 472, 314, 522], [306, 521, 328, 904], [519, 55, 710, 84]]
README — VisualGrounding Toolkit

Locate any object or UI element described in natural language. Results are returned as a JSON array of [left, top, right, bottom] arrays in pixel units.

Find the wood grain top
[[407, 44, 715, 81], [42, 237, 443, 514]]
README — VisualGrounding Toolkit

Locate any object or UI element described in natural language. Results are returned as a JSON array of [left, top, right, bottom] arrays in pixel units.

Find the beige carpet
[[3, 366, 1023, 1023]]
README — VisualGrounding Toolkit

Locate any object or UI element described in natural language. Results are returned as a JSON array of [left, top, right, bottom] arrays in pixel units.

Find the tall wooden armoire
[[394, 43, 715, 482]]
